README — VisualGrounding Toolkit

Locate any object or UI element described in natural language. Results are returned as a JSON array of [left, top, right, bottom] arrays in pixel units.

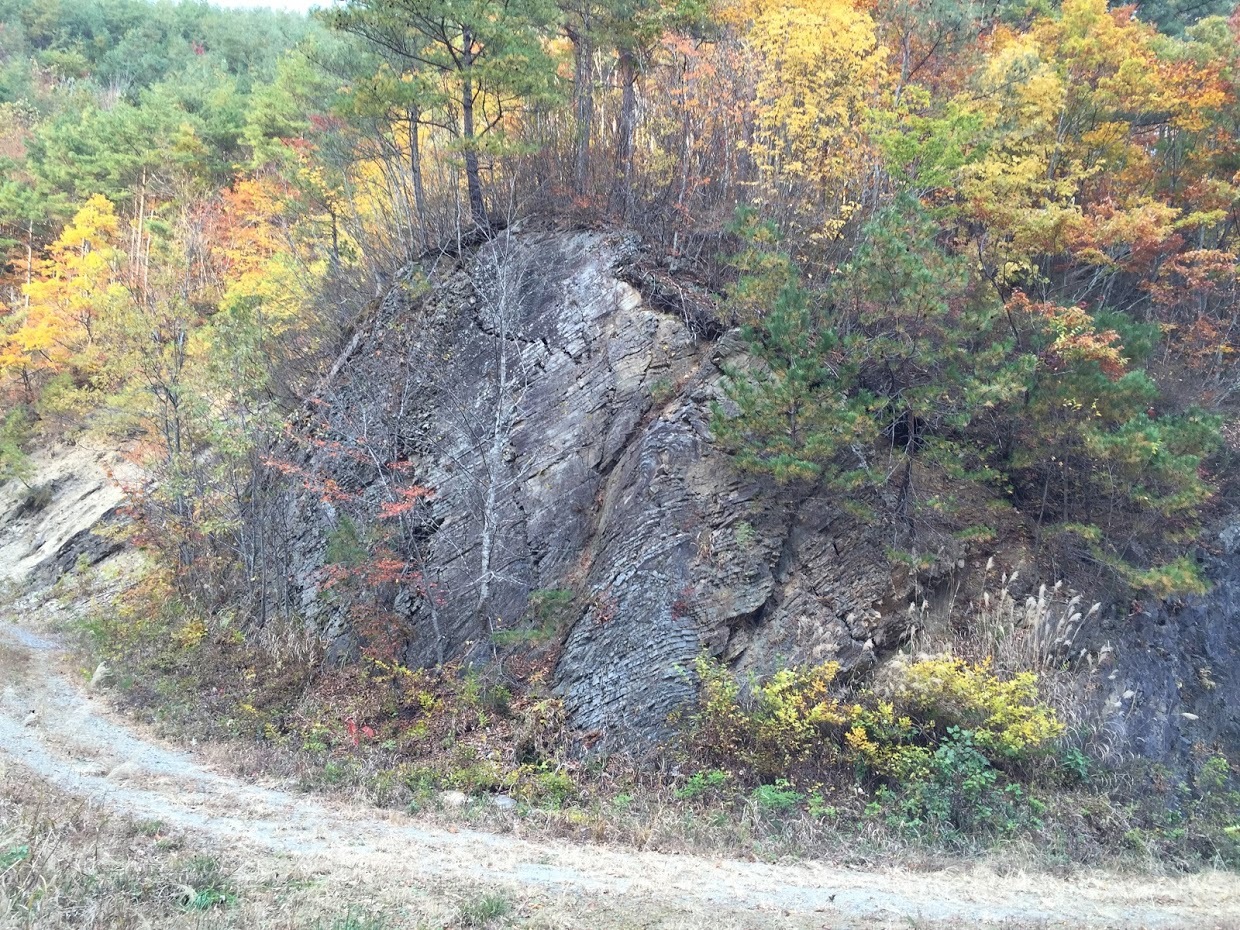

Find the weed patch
[[60, 558, 1240, 875], [458, 892, 511, 926]]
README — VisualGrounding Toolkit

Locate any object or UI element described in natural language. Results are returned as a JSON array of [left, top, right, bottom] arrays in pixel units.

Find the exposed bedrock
[[282, 226, 904, 744], [276, 224, 1239, 759]]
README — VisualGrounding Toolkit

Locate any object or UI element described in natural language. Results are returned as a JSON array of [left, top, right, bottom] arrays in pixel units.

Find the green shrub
[[443, 758, 503, 794], [807, 792, 838, 819], [1057, 747, 1091, 785], [321, 760, 351, 786], [0, 407, 33, 488], [0, 844, 30, 871], [751, 780, 803, 812], [179, 855, 236, 912], [459, 892, 511, 926], [15, 482, 52, 516], [676, 768, 731, 800], [877, 728, 1046, 840], [1182, 755, 1240, 866], [530, 768, 576, 806], [492, 588, 575, 648]]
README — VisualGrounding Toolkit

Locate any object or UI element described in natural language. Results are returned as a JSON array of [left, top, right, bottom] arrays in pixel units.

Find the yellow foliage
[[956, 0, 1227, 279], [692, 653, 1063, 783], [6, 195, 131, 381], [217, 177, 327, 338], [892, 656, 1064, 759], [732, 0, 887, 233], [173, 617, 209, 650], [692, 655, 847, 777]]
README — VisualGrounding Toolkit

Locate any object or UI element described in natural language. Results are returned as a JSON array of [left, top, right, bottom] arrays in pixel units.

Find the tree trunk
[[461, 29, 488, 229], [329, 208, 340, 268], [408, 106, 429, 249], [23, 218, 31, 310], [611, 47, 637, 219], [675, 54, 693, 215], [571, 28, 594, 198]]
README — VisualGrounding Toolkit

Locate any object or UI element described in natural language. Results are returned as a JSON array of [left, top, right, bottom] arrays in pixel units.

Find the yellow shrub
[[844, 702, 931, 780], [173, 617, 208, 650], [691, 656, 847, 778], [893, 657, 1064, 758], [753, 664, 847, 750], [690, 654, 1062, 786]]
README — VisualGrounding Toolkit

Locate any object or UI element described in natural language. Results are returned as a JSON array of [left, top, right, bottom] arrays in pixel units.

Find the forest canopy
[[1, 0, 1239, 602]]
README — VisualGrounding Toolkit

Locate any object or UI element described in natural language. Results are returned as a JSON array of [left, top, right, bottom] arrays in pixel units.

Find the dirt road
[[2, 619, 1238, 929]]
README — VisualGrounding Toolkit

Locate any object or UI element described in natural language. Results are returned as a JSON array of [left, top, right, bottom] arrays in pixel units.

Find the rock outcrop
[[282, 225, 907, 744], [0, 444, 130, 587], [1096, 533, 1240, 766], [1, 224, 1237, 767], [279, 224, 1240, 757]]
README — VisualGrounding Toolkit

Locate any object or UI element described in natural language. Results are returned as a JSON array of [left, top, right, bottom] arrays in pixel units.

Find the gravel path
[[2, 620, 1238, 929]]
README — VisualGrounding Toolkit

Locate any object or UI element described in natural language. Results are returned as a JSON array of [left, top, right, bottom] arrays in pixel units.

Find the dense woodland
[[3, 0, 1240, 606]]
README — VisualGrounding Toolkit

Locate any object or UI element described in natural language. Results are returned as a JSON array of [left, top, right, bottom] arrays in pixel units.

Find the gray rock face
[[1097, 544, 1240, 767], [1219, 519, 1240, 556], [282, 226, 906, 745], [0, 444, 131, 587]]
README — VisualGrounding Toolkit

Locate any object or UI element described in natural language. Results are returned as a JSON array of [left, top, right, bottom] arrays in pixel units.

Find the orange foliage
[[1009, 291, 1127, 379]]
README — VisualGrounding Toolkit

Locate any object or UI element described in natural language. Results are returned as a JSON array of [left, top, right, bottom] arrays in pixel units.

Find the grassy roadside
[[0, 769, 377, 930], [44, 559, 1240, 879], [6, 767, 855, 930]]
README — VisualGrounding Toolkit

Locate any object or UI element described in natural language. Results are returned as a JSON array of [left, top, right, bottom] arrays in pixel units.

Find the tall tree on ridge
[[600, 0, 708, 219], [328, 0, 560, 230]]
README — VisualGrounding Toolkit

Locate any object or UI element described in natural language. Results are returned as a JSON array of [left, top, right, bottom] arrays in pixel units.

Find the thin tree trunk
[[132, 170, 146, 280], [571, 28, 594, 197], [611, 47, 638, 219], [23, 218, 31, 310], [330, 209, 340, 268], [675, 54, 693, 215], [408, 106, 429, 248], [461, 30, 487, 229]]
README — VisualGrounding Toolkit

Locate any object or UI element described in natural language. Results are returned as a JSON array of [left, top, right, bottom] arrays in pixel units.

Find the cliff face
[[0, 225, 1236, 765], [283, 226, 905, 744], [275, 224, 1240, 758], [1096, 535, 1240, 765], [0, 444, 130, 588]]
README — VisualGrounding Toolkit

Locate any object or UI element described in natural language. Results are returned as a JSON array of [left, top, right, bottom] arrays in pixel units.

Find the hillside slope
[[220, 224, 1240, 762]]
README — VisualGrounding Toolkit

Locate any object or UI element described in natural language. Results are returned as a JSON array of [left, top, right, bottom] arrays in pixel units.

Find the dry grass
[[6, 568, 1236, 929], [44, 554, 1239, 883], [0, 641, 30, 681], [1, 772, 295, 930], [4, 769, 961, 930], [904, 559, 1112, 740], [967, 562, 1098, 672], [178, 730, 1168, 879], [908, 559, 1097, 672], [55, 627, 1162, 878]]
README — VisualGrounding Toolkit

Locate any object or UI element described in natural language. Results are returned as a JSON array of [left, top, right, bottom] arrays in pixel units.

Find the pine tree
[[329, 0, 561, 228]]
